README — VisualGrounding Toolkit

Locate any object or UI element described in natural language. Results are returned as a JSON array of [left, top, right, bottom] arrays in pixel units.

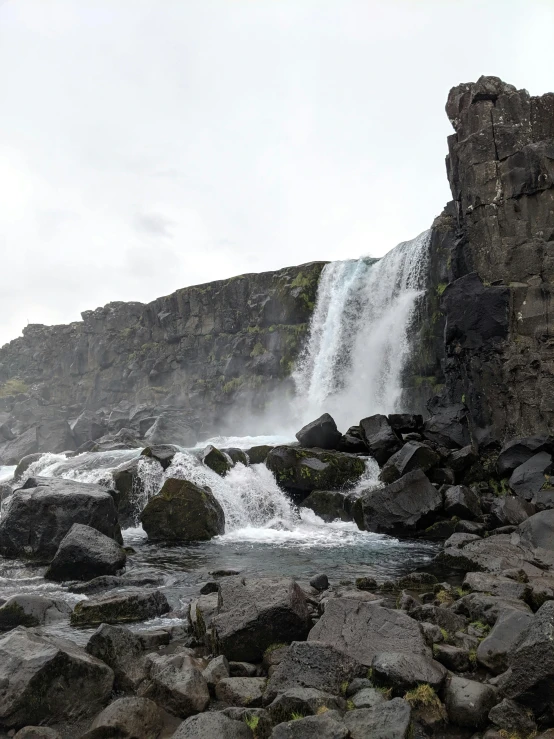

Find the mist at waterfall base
[[0, 232, 435, 640]]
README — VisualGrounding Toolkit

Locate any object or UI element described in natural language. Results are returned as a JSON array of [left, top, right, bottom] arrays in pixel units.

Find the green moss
[[376, 685, 393, 699], [340, 680, 349, 696], [223, 377, 244, 394], [489, 478, 511, 497], [0, 378, 29, 398], [469, 620, 491, 636], [468, 649, 477, 667], [244, 714, 259, 731], [346, 699, 355, 711], [250, 342, 266, 358], [436, 282, 448, 296], [290, 712, 304, 721], [264, 642, 286, 657], [404, 684, 441, 709], [440, 628, 449, 642]]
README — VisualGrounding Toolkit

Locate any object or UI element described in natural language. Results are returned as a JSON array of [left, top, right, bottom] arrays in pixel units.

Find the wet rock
[[336, 434, 368, 454], [112, 456, 163, 528], [0, 594, 71, 631], [264, 641, 362, 704], [202, 445, 233, 476], [142, 652, 210, 718], [509, 451, 553, 499], [519, 508, 554, 551], [0, 428, 39, 466], [443, 485, 481, 520], [45, 523, 127, 582], [71, 589, 170, 627], [497, 436, 553, 476], [359, 414, 401, 465], [86, 623, 147, 691], [70, 410, 106, 448], [353, 469, 442, 535], [342, 700, 412, 739], [0, 627, 113, 728], [422, 404, 470, 449], [378, 442, 440, 484], [444, 676, 497, 729], [245, 445, 273, 464], [210, 577, 310, 662], [143, 411, 196, 447], [388, 414, 423, 433], [308, 600, 429, 667], [13, 452, 44, 482], [295, 413, 342, 450], [69, 573, 163, 595], [267, 687, 345, 723], [371, 651, 447, 694], [309, 573, 329, 591], [171, 712, 252, 738], [141, 478, 225, 542], [271, 711, 349, 739], [190, 593, 219, 641], [265, 447, 365, 494], [202, 655, 230, 692], [488, 698, 537, 737], [222, 448, 249, 466], [140, 443, 180, 469], [82, 697, 164, 739], [301, 490, 352, 522], [490, 495, 535, 527], [216, 677, 266, 707]]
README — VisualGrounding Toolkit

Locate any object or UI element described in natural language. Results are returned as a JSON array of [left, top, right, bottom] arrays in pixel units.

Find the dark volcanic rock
[[172, 712, 252, 738], [359, 414, 401, 465], [388, 413, 423, 433], [497, 436, 554, 476], [271, 711, 348, 739], [143, 411, 196, 447], [82, 697, 164, 739], [202, 445, 232, 476], [0, 595, 71, 631], [443, 485, 481, 520], [300, 490, 352, 522], [353, 469, 442, 535], [265, 446, 365, 494], [509, 451, 552, 499], [422, 404, 470, 449], [371, 651, 447, 694], [71, 589, 170, 627], [70, 410, 106, 448], [86, 623, 147, 691], [45, 523, 127, 582], [140, 478, 225, 542], [519, 509, 554, 551], [295, 413, 342, 450], [0, 477, 122, 562], [142, 652, 210, 718], [378, 441, 440, 484], [490, 495, 535, 527], [444, 676, 497, 729], [215, 676, 267, 707], [477, 609, 534, 674], [140, 444, 179, 469], [343, 700, 412, 739], [112, 456, 163, 528]]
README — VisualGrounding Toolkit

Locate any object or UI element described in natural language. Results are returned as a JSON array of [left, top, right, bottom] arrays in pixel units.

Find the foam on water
[[195, 434, 293, 450], [0, 466, 15, 483]]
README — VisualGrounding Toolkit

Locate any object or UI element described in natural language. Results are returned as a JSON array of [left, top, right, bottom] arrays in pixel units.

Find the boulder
[[0, 595, 71, 631], [388, 414, 423, 433], [142, 652, 210, 718], [336, 434, 368, 454], [519, 509, 554, 551], [202, 655, 230, 692], [509, 451, 552, 499], [422, 404, 470, 449], [300, 490, 351, 522], [378, 442, 440, 484], [86, 624, 147, 691], [70, 573, 163, 595], [245, 445, 273, 464], [143, 411, 196, 447], [45, 523, 126, 582], [439, 534, 528, 572], [210, 577, 310, 662], [433, 644, 471, 672], [490, 496, 535, 527], [0, 477, 122, 562], [271, 711, 349, 739], [215, 677, 267, 707], [443, 485, 482, 520], [343, 700, 412, 739], [70, 411, 106, 448], [141, 478, 225, 542], [222, 448, 249, 466], [14, 729, 62, 739], [349, 687, 385, 709], [308, 600, 429, 667], [0, 428, 39, 466], [309, 573, 329, 591], [407, 604, 468, 635], [452, 592, 531, 625], [353, 469, 442, 535], [0, 627, 113, 728], [82, 697, 164, 739], [36, 419, 76, 454], [488, 698, 537, 738], [112, 456, 163, 528], [265, 447, 365, 494], [13, 452, 44, 482], [140, 443, 179, 469], [497, 436, 553, 476], [295, 413, 342, 450], [477, 609, 534, 674], [463, 571, 530, 601], [71, 589, 170, 627], [202, 445, 233, 476], [171, 712, 252, 738], [444, 676, 497, 729], [222, 708, 273, 738], [447, 445, 479, 476], [371, 652, 447, 694], [359, 414, 401, 465], [267, 687, 345, 723]]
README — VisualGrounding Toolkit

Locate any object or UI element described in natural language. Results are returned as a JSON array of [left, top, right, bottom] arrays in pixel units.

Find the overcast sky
[[1, 0, 553, 347]]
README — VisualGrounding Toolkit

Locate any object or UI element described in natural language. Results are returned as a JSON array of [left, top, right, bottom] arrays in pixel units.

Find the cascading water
[[294, 230, 430, 428]]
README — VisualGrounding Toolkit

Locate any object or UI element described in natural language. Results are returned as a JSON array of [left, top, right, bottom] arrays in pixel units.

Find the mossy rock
[[71, 589, 169, 627], [266, 446, 365, 493], [202, 445, 233, 476]]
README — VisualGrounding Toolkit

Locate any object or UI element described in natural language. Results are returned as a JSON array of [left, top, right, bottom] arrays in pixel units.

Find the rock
[[422, 404, 470, 449], [0, 428, 39, 466], [264, 641, 362, 704], [378, 442, 440, 484], [143, 411, 196, 447], [355, 576, 377, 591], [271, 711, 349, 739], [82, 697, 164, 739], [210, 577, 310, 662], [301, 490, 352, 522], [408, 604, 468, 635], [443, 485, 482, 520], [215, 677, 266, 707], [342, 700, 412, 739], [202, 445, 233, 476], [427, 467, 456, 485], [190, 593, 219, 641], [141, 478, 225, 542], [86, 623, 147, 691], [0, 477, 122, 562], [497, 436, 553, 476], [295, 413, 342, 450], [222, 708, 273, 738], [490, 495, 535, 526], [359, 414, 401, 465], [45, 523, 126, 582], [71, 589, 170, 627], [453, 592, 531, 625], [112, 456, 163, 528], [353, 469, 442, 535], [433, 644, 471, 672], [142, 652, 210, 718], [336, 434, 368, 454], [0, 627, 113, 728], [267, 688, 345, 723], [245, 445, 273, 464], [444, 676, 497, 729], [202, 655, 230, 691], [309, 573, 329, 591], [90, 427, 143, 452], [0, 594, 70, 631], [265, 446, 365, 494], [349, 687, 385, 709], [448, 445, 479, 476], [371, 651, 447, 694], [70, 410, 106, 448], [223, 448, 249, 466], [171, 712, 252, 739], [69, 573, 163, 595], [519, 509, 554, 551], [13, 452, 44, 482], [439, 533, 528, 572], [509, 451, 553, 499], [141, 443, 179, 469], [463, 571, 530, 601], [14, 729, 62, 739], [308, 600, 429, 667], [388, 414, 423, 433], [488, 698, 537, 737]]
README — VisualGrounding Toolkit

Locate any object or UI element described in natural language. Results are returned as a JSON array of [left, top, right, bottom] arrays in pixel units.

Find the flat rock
[[215, 677, 267, 707], [172, 711, 252, 738], [71, 588, 170, 627], [371, 651, 447, 694], [343, 699, 412, 739], [0, 594, 71, 631]]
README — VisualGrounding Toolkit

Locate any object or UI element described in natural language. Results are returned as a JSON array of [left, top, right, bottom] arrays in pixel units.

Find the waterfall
[[294, 230, 430, 428]]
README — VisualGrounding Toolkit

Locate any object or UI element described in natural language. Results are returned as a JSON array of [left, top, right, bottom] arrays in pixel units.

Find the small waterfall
[[294, 230, 430, 428]]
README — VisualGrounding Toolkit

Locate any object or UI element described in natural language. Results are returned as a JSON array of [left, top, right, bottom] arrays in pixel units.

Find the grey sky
[[1, 0, 553, 348]]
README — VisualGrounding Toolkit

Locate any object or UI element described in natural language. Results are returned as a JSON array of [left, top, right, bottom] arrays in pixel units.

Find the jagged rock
[[222, 708, 273, 738], [448, 445, 478, 476], [308, 600, 429, 667], [443, 485, 481, 519], [488, 698, 537, 737], [353, 469, 442, 535], [463, 571, 530, 601], [388, 414, 423, 433], [452, 592, 532, 625], [272, 711, 349, 739], [444, 676, 497, 729], [497, 437, 553, 476], [141, 478, 225, 542], [336, 434, 368, 454], [408, 604, 468, 635], [439, 534, 528, 572], [190, 593, 219, 641], [378, 442, 440, 484], [490, 496, 535, 527], [371, 651, 447, 694], [70, 410, 106, 448], [210, 577, 310, 662], [349, 687, 385, 709], [202, 445, 232, 476], [267, 688, 345, 723], [82, 697, 164, 739], [509, 451, 553, 499], [45, 523, 126, 582], [0, 627, 113, 728], [143, 411, 196, 447], [0, 595, 71, 631], [202, 655, 230, 692], [422, 404, 470, 449], [86, 624, 147, 691], [140, 443, 179, 469], [71, 589, 170, 627], [0, 427, 39, 466], [215, 677, 266, 707], [295, 413, 342, 450], [142, 652, 210, 718], [0, 477, 122, 562], [359, 414, 401, 465], [519, 509, 554, 551], [171, 712, 252, 738], [342, 700, 412, 739], [433, 644, 471, 672], [265, 447, 365, 494], [301, 490, 351, 522], [428, 467, 456, 485], [92, 428, 143, 451], [222, 448, 249, 466]]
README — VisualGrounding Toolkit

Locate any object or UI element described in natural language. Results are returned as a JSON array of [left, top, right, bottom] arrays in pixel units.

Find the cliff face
[[0, 262, 325, 452]]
